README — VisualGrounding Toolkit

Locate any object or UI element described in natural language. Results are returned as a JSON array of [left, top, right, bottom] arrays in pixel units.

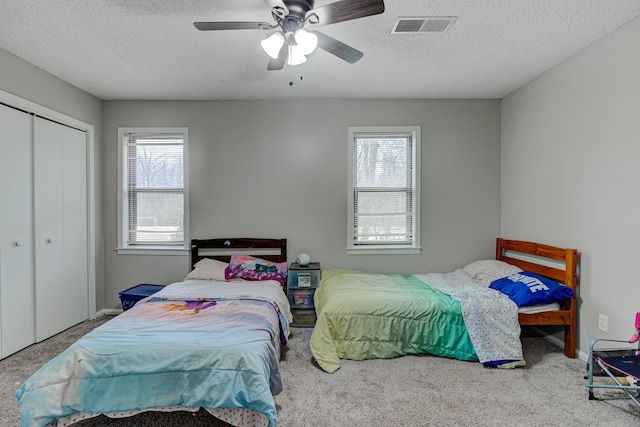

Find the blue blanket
[[16, 280, 291, 427]]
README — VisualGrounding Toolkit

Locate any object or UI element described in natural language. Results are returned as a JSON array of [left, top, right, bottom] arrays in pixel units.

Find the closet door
[[0, 105, 35, 358], [34, 117, 88, 342]]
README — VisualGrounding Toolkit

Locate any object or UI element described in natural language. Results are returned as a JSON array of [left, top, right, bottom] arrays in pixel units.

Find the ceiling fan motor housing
[[272, 0, 314, 30], [281, 16, 304, 33], [283, 0, 315, 17]]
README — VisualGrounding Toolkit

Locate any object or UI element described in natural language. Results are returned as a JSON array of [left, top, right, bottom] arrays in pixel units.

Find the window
[[348, 126, 421, 254], [117, 127, 189, 254]]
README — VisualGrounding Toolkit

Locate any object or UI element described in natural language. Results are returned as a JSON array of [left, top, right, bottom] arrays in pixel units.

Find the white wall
[[102, 99, 502, 309], [501, 16, 640, 354], [0, 47, 105, 310]]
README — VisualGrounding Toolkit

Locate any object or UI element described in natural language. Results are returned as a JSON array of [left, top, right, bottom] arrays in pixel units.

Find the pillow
[[489, 270, 574, 307], [225, 254, 288, 286], [186, 258, 228, 281], [463, 260, 523, 286]]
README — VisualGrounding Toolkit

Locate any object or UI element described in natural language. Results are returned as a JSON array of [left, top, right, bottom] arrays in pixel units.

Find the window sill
[[116, 246, 189, 256], [347, 246, 422, 255]]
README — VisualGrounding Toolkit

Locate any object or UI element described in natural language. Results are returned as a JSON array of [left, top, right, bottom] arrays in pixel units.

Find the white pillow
[[186, 258, 228, 281], [462, 260, 522, 286]]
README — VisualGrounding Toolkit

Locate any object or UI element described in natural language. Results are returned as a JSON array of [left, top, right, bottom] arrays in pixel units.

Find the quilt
[[16, 279, 291, 427], [413, 270, 523, 366], [309, 269, 477, 373]]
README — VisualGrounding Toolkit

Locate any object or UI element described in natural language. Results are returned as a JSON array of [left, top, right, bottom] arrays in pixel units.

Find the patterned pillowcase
[[186, 258, 228, 281], [224, 254, 288, 286]]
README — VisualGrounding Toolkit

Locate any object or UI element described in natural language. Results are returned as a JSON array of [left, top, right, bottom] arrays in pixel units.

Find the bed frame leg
[[565, 324, 576, 358]]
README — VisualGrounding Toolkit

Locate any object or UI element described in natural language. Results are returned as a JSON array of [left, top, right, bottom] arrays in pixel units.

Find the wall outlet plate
[[598, 314, 608, 332]]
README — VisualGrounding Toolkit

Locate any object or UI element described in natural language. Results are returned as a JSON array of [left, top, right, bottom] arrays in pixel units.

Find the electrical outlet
[[598, 314, 608, 332]]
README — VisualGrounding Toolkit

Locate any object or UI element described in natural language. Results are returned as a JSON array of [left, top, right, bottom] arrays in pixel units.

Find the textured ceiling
[[1, 0, 639, 100]]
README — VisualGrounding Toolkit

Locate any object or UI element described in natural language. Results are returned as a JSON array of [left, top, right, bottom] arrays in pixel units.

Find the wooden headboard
[[191, 238, 287, 269], [496, 238, 578, 358]]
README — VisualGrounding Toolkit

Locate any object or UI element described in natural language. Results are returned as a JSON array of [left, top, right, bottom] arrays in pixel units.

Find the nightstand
[[287, 262, 320, 327]]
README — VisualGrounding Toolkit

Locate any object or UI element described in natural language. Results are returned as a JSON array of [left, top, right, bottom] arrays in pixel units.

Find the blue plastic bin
[[119, 284, 165, 311]]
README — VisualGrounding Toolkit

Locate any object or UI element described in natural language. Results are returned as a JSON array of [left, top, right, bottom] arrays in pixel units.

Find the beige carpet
[[2, 317, 639, 426]]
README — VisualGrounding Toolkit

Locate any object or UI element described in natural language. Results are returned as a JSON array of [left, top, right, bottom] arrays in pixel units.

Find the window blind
[[125, 132, 184, 245], [352, 133, 414, 246]]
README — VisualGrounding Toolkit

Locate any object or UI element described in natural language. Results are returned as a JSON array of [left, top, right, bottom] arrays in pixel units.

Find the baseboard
[[577, 349, 589, 361], [528, 326, 588, 362], [94, 308, 123, 318]]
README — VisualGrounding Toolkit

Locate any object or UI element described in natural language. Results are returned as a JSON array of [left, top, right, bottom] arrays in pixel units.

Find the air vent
[[392, 16, 457, 34]]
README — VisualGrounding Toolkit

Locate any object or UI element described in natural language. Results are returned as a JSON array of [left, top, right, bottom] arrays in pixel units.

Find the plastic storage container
[[118, 284, 165, 311], [292, 309, 317, 326], [288, 263, 321, 287], [293, 289, 314, 307], [287, 262, 321, 327]]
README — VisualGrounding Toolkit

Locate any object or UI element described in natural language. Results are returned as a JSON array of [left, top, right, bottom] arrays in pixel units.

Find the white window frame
[[347, 126, 421, 255], [116, 127, 189, 255]]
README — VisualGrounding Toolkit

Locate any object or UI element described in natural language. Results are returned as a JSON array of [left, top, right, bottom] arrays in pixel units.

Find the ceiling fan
[[194, 0, 385, 70]]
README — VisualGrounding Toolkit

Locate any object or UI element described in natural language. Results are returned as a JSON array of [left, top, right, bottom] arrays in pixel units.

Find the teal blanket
[[310, 270, 477, 373], [16, 280, 290, 427]]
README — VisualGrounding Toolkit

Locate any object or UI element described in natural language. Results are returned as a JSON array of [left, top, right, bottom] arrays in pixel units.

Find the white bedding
[[518, 302, 560, 314], [413, 269, 523, 365], [152, 279, 293, 327]]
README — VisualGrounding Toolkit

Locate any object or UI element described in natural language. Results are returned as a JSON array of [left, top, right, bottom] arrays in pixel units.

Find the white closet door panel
[[0, 105, 35, 358], [34, 118, 88, 341], [34, 118, 65, 341], [61, 126, 88, 327]]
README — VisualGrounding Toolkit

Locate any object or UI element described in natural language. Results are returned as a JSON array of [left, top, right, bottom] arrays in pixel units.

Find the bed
[[309, 238, 578, 373], [16, 238, 292, 427], [495, 238, 578, 359]]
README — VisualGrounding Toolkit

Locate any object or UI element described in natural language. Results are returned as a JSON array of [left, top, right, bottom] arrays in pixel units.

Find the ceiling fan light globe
[[261, 32, 285, 59], [294, 29, 318, 55], [287, 44, 307, 66]]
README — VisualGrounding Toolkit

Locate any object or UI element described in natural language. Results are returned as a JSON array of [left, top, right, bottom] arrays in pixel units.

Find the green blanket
[[309, 269, 477, 373]]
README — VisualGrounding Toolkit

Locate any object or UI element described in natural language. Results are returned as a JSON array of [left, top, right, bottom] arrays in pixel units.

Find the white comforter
[[153, 279, 294, 327], [413, 270, 523, 365]]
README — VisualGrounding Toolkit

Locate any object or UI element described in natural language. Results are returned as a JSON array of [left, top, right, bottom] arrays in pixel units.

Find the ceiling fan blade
[[312, 30, 363, 64], [194, 21, 273, 31], [267, 43, 288, 70], [306, 0, 385, 26]]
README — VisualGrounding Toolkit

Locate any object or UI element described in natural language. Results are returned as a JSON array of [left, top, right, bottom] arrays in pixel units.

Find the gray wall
[[501, 16, 640, 354], [102, 99, 502, 309], [0, 47, 105, 310]]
